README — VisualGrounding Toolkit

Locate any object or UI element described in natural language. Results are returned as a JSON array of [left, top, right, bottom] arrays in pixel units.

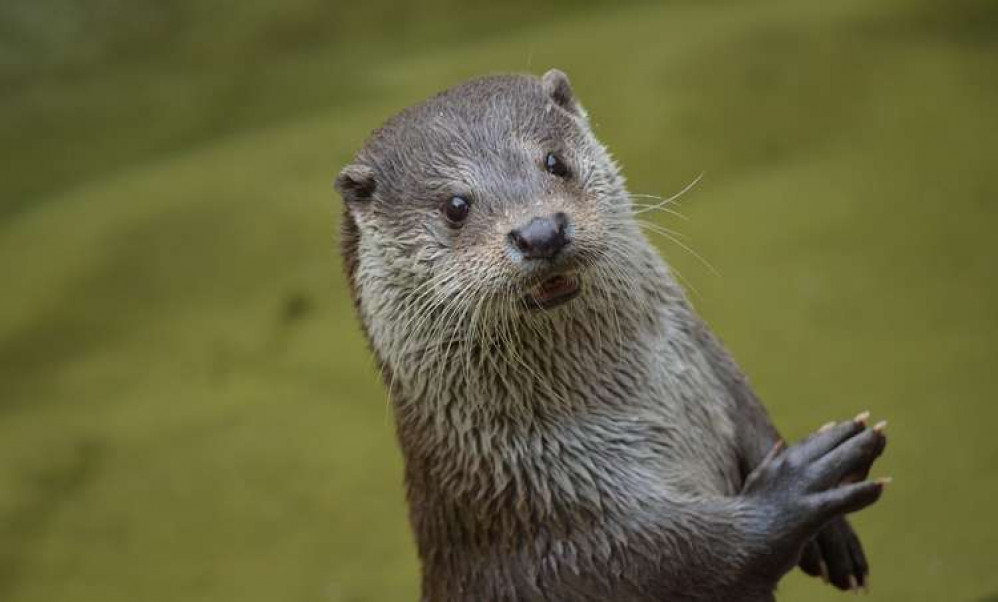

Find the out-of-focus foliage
[[1, 1, 996, 601]]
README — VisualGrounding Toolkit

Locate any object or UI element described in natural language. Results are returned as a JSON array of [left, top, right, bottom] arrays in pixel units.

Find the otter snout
[[508, 212, 571, 260]]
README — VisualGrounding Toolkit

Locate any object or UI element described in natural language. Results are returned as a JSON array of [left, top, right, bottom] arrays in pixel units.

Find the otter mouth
[[526, 273, 581, 310]]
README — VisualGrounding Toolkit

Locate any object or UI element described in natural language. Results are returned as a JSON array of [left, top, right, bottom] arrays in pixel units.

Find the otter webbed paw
[[741, 416, 888, 581], [799, 516, 869, 591]]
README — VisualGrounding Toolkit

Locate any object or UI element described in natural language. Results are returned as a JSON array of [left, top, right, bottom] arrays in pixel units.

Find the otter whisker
[[462, 287, 484, 378], [398, 282, 453, 348], [598, 235, 692, 307], [400, 338, 474, 358], [499, 281, 561, 407], [628, 201, 690, 222], [402, 289, 469, 390], [396, 266, 464, 359], [487, 289, 521, 401], [425, 280, 478, 391], [496, 284, 537, 390], [630, 171, 704, 216], [590, 261, 624, 361], [389, 266, 466, 411], [665, 260, 703, 301], [634, 219, 690, 241], [591, 241, 660, 328], [625, 220, 709, 298], [618, 217, 719, 278], [465, 276, 501, 382]]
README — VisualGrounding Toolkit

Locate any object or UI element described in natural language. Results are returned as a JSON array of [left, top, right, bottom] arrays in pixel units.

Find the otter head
[[336, 69, 651, 376]]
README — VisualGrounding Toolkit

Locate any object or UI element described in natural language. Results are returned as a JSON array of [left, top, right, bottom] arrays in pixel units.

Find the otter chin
[[526, 272, 581, 309], [335, 68, 887, 602]]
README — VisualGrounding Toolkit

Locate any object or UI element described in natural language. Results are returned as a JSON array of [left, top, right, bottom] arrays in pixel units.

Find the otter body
[[336, 70, 887, 602]]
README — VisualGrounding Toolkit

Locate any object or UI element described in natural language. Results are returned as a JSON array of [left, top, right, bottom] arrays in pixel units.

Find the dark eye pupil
[[445, 196, 470, 223], [545, 152, 569, 178]]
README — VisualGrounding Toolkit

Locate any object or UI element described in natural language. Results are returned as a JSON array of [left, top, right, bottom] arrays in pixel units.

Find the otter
[[334, 69, 888, 602]]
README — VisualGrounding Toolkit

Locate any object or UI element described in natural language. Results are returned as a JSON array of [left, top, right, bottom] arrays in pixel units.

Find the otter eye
[[443, 195, 471, 225], [545, 152, 570, 178]]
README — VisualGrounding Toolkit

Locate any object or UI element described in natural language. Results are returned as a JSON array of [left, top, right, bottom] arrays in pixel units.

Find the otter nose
[[509, 212, 571, 260]]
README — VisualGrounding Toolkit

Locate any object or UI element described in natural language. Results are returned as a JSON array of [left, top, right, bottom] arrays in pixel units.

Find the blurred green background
[[1, 0, 996, 600]]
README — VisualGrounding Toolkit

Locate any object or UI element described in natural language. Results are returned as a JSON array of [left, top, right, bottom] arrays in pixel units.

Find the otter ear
[[542, 68, 585, 118], [335, 164, 377, 204]]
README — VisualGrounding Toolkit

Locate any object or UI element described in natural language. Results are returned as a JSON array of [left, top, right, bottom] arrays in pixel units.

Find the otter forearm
[[442, 467, 879, 602], [642, 499, 782, 602], [425, 502, 779, 602]]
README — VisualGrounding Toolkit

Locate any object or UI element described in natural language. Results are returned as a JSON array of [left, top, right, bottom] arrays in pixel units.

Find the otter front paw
[[742, 415, 888, 579], [797, 415, 888, 592]]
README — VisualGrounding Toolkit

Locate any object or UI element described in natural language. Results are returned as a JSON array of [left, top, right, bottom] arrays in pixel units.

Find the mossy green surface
[[1, 1, 996, 600]]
